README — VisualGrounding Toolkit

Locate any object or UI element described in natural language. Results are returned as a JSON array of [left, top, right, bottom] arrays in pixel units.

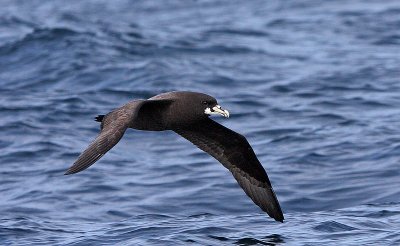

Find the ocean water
[[1, 0, 400, 245]]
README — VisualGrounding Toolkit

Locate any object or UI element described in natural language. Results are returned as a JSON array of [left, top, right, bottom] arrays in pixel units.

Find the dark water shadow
[[235, 234, 285, 245]]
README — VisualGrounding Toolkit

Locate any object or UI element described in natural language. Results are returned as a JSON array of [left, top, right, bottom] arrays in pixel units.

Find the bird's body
[[65, 91, 284, 222]]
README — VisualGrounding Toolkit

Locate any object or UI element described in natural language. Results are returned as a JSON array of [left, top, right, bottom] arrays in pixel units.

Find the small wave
[[205, 28, 269, 37], [0, 27, 92, 55], [314, 220, 358, 233]]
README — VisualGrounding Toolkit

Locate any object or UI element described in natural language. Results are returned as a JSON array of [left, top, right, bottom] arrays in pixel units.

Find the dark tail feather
[[95, 115, 105, 122]]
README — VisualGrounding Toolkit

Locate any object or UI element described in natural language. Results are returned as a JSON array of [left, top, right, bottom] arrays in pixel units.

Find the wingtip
[[274, 213, 284, 223], [266, 208, 284, 222], [64, 169, 74, 175]]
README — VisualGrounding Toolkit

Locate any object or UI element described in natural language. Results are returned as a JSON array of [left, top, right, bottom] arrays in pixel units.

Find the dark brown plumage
[[65, 91, 284, 222]]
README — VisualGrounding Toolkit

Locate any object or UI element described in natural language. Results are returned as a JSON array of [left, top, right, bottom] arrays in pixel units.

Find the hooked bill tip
[[224, 110, 230, 118], [204, 105, 230, 118]]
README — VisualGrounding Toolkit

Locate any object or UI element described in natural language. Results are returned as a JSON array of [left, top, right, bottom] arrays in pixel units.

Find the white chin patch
[[204, 105, 230, 118]]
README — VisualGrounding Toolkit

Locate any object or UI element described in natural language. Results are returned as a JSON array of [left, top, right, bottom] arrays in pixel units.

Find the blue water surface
[[1, 0, 400, 245]]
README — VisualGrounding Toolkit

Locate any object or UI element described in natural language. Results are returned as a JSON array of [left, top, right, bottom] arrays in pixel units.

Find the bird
[[65, 91, 284, 222]]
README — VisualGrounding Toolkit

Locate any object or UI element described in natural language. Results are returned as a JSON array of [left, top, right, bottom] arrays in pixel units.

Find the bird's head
[[183, 92, 229, 119], [158, 91, 229, 124]]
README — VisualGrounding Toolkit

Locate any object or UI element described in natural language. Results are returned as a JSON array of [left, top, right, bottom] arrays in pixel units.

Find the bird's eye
[[202, 101, 208, 105]]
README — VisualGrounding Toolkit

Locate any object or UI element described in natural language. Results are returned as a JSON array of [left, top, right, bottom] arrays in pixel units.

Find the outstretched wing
[[174, 118, 284, 222], [65, 98, 174, 175], [64, 107, 134, 175]]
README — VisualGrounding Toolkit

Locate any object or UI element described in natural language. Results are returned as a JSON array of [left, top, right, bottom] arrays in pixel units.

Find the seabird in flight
[[65, 91, 284, 222]]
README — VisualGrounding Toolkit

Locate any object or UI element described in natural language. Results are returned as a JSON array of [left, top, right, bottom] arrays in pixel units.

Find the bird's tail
[[95, 115, 105, 122]]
